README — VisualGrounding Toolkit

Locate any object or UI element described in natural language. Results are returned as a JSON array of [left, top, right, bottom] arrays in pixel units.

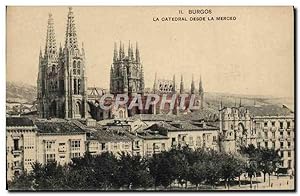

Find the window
[[287, 121, 291, 129], [272, 121, 275, 126], [135, 141, 140, 148], [280, 122, 283, 129], [264, 132, 268, 138], [71, 153, 81, 159], [124, 144, 130, 149], [272, 142, 275, 149], [71, 140, 80, 151], [171, 138, 176, 146], [58, 143, 66, 152], [46, 154, 55, 163], [264, 122, 268, 127], [101, 143, 106, 150], [161, 143, 166, 151], [46, 141, 55, 152], [280, 151, 284, 158], [13, 139, 19, 150], [288, 142, 291, 148], [272, 132, 275, 138], [265, 142, 268, 148], [213, 136, 217, 142], [288, 151, 291, 157], [280, 142, 284, 148], [288, 160, 292, 169], [280, 131, 284, 137]]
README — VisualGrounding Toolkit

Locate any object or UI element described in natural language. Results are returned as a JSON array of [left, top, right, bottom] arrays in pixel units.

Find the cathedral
[[37, 7, 205, 121], [110, 42, 144, 95], [37, 8, 88, 119]]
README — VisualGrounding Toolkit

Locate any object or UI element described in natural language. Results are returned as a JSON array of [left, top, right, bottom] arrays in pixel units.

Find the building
[[219, 104, 295, 171], [110, 42, 144, 96], [6, 117, 87, 181], [37, 8, 88, 119], [248, 105, 295, 171], [34, 119, 87, 165], [6, 117, 37, 181]]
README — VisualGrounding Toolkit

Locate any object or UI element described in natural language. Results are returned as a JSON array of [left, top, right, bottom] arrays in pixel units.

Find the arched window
[[73, 61, 76, 68], [52, 65, 56, 73], [77, 61, 81, 68], [119, 110, 124, 118], [76, 101, 81, 115]]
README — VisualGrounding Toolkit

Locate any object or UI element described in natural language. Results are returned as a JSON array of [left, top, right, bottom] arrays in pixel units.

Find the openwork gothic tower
[[110, 41, 145, 95], [37, 8, 88, 119]]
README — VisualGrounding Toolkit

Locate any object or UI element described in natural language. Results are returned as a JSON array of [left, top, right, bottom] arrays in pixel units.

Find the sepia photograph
[[5, 6, 295, 191]]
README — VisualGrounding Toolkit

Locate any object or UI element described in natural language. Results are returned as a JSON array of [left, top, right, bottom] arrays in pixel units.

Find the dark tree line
[[8, 145, 281, 191]]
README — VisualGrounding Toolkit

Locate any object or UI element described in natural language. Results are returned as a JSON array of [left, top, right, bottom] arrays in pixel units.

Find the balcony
[[12, 164, 22, 170], [133, 145, 140, 150], [11, 148, 22, 155]]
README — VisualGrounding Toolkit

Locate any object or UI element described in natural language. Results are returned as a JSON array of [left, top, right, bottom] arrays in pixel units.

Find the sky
[[6, 6, 294, 97]]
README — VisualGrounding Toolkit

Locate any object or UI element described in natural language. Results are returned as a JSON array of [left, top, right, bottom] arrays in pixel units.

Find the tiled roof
[[245, 105, 294, 117], [90, 128, 133, 143], [34, 119, 86, 134], [145, 121, 218, 134], [128, 109, 218, 122], [137, 131, 169, 140], [128, 114, 176, 121], [6, 117, 35, 127]]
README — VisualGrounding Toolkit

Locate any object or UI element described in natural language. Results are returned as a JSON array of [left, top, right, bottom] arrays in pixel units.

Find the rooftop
[[6, 117, 35, 127], [90, 128, 133, 143], [34, 119, 86, 134], [245, 105, 293, 117]]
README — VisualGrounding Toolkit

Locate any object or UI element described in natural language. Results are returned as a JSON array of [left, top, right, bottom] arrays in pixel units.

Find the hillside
[[6, 81, 294, 112], [6, 81, 37, 104]]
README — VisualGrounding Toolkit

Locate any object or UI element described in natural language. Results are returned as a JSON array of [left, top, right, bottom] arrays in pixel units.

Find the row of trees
[[8, 145, 281, 191]]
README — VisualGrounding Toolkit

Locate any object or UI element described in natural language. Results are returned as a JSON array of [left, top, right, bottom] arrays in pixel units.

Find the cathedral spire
[[153, 72, 157, 92], [199, 75, 204, 95], [64, 7, 78, 50], [119, 41, 122, 60], [140, 63, 145, 94], [191, 75, 195, 94], [122, 43, 125, 59], [172, 75, 176, 93], [58, 42, 62, 55], [136, 42, 140, 63], [113, 42, 118, 62], [128, 40, 132, 60], [180, 74, 184, 94], [39, 47, 43, 59], [44, 13, 57, 58]]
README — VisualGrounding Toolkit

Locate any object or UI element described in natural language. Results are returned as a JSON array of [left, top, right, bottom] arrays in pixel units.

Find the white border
[[1, 0, 299, 195]]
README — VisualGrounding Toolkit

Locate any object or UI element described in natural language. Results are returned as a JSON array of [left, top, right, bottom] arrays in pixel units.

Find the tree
[[188, 161, 207, 189], [257, 148, 281, 186], [245, 160, 259, 189], [219, 153, 246, 189], [116, 152, 154, 189], [149, 152, 174, 189]]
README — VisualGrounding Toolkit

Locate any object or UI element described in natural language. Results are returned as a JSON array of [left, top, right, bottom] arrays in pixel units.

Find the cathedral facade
[[37, 8, 88, 119]]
